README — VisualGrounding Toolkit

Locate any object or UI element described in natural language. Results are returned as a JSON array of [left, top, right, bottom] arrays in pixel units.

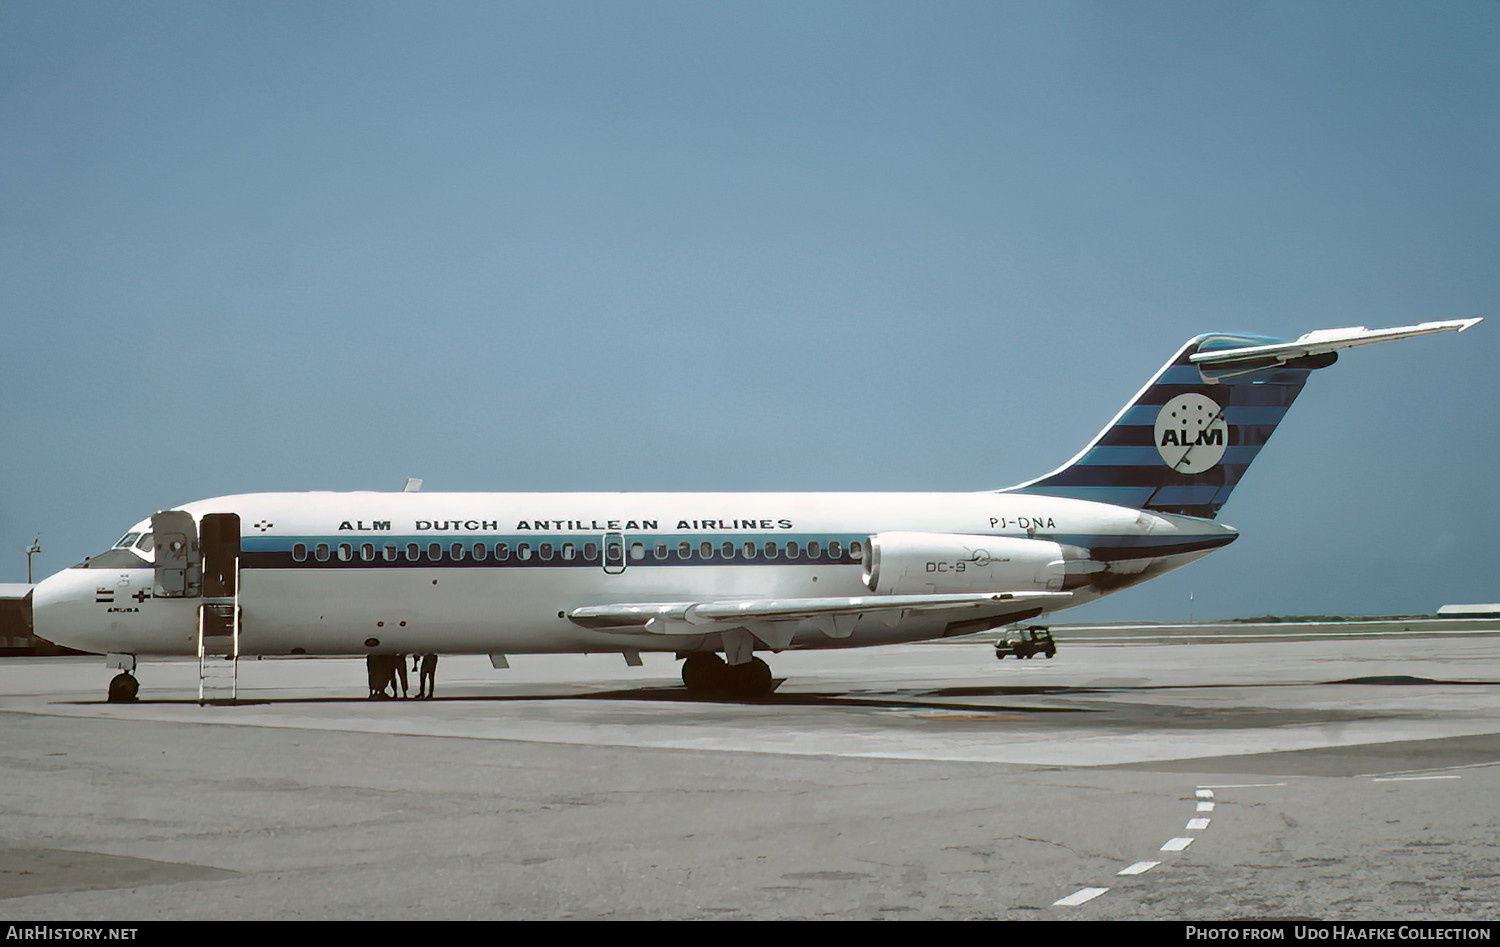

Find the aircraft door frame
[[200, 513, 241, 599], [602, 531, 626, 575]]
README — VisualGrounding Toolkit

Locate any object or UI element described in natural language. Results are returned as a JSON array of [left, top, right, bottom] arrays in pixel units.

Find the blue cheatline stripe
[[239, 533, 871, 570], [234, 528, 1234, 571], [1144, 484, 1223, 505], [1075, 446, 1262, 467], [1037, 464, 1249, 488]]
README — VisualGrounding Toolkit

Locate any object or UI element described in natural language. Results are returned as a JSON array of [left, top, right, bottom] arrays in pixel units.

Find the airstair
[[198, 599, 239, 704]]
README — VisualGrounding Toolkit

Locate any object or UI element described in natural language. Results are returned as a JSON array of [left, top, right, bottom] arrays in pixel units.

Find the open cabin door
[[152, 511, 201, 598]]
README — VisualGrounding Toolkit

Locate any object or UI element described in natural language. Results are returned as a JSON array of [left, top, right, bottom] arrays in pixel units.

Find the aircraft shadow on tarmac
[[66, 674, 1497, 715]]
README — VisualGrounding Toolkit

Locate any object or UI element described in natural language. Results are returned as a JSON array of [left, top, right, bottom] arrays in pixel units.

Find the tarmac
[[1, 629, 1497, 920]]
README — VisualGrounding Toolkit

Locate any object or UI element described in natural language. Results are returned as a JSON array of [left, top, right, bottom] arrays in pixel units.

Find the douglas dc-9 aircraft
[[4, 319, 1481, 702]]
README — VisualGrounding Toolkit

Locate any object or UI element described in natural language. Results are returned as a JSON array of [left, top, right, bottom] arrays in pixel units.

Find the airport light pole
[[26, 536, 40, 584]]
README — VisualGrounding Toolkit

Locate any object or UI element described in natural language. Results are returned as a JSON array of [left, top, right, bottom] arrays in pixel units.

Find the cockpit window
[[75, 526, 156, 569]]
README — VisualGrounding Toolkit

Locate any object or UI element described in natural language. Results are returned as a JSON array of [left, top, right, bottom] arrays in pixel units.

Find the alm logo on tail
[[1154, 393, 1227, 473]]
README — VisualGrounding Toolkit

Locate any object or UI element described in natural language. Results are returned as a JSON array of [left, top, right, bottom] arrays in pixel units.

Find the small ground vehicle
[[994, 626, 1056, 660]]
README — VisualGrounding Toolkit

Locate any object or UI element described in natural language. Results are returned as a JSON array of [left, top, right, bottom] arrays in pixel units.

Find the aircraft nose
[[0, 585, 34, 645]]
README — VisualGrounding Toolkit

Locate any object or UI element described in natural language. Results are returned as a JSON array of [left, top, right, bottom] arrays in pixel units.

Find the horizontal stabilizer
[[1190, 318, 1480, 374], [567, 591, 1072, 631]]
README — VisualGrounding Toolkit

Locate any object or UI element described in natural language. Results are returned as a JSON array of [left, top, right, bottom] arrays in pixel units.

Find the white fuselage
[[31, 490, 1236, 659]]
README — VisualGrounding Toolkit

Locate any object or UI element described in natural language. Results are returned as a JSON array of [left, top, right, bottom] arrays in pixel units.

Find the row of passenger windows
[[291, 538, 864, 564]]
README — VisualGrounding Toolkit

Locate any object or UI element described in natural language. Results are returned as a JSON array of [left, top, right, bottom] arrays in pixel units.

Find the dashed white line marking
[[1117, 861, 1160, 876], [1053, 887, 1109, 906], [1196, 801, 1215, 812], [1186, 817, 1211, 830], [1371, 775, 1463, 782], [1161, 837, 1194, 852], [1195, 789, 1214, 799]]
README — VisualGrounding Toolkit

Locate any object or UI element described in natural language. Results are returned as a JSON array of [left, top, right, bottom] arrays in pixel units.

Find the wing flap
[[567, 591, 1072, 634]]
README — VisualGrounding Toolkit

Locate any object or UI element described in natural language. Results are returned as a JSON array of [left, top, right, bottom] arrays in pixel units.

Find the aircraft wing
[[1190, 318, 1481, 372], [567, 591, 1071, 649]]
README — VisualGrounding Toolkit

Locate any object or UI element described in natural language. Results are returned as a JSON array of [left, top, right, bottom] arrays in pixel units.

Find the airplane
[[1, 318, 1481, 703]]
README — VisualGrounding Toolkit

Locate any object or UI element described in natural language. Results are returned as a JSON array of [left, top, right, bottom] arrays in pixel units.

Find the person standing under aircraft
[[418, 654, 437, 699], [393, 653, 409, 698], [366, 655, 386, 699]]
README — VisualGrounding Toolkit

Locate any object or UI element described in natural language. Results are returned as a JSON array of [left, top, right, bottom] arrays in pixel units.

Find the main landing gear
[[680, 653, 775, 700]]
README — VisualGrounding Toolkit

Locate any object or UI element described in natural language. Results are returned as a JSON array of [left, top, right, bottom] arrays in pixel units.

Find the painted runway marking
[[1371, 775, 1463, 782], [1056, 783, 1219, 909], [1197, 782, 1287, 790], [1053, 887, 1109, 906]]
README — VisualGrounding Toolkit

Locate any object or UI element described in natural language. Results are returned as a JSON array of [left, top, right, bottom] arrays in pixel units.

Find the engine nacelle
[[862, 531, 1070, 595]]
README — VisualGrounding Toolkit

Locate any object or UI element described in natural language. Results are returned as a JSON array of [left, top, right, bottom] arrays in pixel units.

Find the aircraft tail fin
[[1004, 318, 1480, 519]]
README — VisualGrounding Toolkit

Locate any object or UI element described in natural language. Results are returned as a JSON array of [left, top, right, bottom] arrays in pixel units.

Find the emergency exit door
[[602, 531, 626, 575]]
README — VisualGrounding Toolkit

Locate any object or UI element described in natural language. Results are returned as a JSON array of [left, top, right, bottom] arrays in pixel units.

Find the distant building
[[1437, 604, 1500, 617]]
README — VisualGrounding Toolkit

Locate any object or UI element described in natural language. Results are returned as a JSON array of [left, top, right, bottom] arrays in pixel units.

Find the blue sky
[[2, 1, 1496, 621]]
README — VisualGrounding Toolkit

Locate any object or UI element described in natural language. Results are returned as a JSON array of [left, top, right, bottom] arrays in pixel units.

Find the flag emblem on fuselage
[[1154, 393, 1228, 473]]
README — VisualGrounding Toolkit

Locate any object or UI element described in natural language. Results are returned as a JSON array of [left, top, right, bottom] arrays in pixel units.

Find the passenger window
[[539, 543, 554, 561], [584, 542, 598, 560], [518, 543, 532, 561], [763, 541, 777, 558], [720, 541, 734, 558], [338, 544, 353, 561], [654, 541, 668, 559], [315, 543, 330, 562], [292, 543, 308, 562], [562, 543, 576, 560], [383, 544, 397, 562], [428, 543, 443, 561], [828, 541, 843, 559], [630, 542, 645, 561], [742, 541, 756, 559], [494, 542, 510, 560], [699, 541, 713, 559], [472, 542, 488, 561], [807, 541, 821, 559], [785, 542, 799, 560], [849, 540, 863, 560], [450, 542, 465, 561], [361, 543, 375, 561], [405, 543, 420, 561], [678, 541, 692, 560]]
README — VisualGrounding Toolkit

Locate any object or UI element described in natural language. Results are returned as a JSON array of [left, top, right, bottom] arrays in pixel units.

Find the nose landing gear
[[107, 672, 139, 703]]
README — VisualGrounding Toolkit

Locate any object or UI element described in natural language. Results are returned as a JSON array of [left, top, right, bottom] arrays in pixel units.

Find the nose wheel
[[107, 672, 139, 703]]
